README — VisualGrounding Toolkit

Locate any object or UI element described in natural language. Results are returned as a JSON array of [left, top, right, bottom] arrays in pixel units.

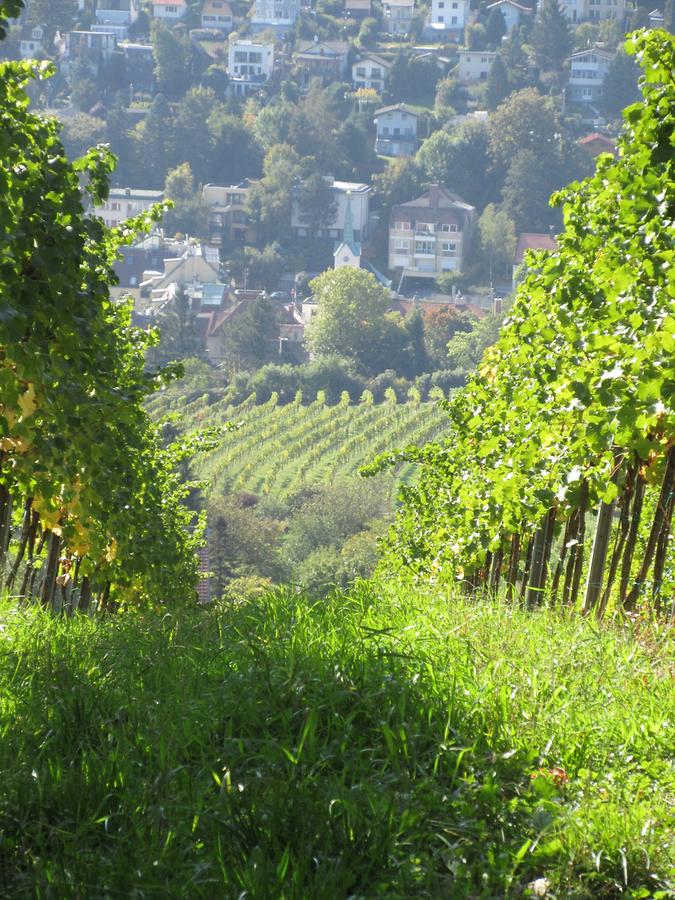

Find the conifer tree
[[485, 7, 507, 46], [531, 0, 572, 72], [486, 55, 511, 110]]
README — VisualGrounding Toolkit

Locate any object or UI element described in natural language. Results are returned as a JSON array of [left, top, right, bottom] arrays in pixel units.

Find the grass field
[[0, 585, 672, 898]]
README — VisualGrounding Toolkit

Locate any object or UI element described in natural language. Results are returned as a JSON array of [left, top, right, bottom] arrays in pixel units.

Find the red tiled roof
[[514, 233, 558, 265]]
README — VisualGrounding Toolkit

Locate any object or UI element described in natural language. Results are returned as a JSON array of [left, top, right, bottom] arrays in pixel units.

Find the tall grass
[[0, 584, 672, 898]]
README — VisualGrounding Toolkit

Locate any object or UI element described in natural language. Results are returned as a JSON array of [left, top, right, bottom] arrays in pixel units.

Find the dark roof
[[390, 185, 475, 229]]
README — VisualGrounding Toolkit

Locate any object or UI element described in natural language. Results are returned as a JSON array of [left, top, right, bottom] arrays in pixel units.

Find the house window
[[395, 239, 410, 250], [441, 242, 457, 255], [416, 222, 434, 234], [394, 221, 411, 230], [415, 240, 434, 254], [356, 67, 366, 76], [451, 15, 457, 23], [438, 1, 444, 6], [440, 223, 457, 232]]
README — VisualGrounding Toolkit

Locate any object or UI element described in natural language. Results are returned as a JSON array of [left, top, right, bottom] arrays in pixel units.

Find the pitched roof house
[[485, 0, 533, 31], [294, 40, 350, 86], [374, 103, 420, 157], [151, 0, 188, 20], [201, 0, 233, 31], [389, 185, 476, 282], [352, 54, 391, 91]]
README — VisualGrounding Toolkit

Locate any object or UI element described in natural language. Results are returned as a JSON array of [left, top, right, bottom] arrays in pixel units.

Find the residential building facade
[[64, 30, 117, 70], [560, 0, 629, 21], [383, 0, 415, 34], [151, 0, 188, 20], [567, 47, 613, 103], [388, 185, 475, 279], [485, 0, 532, 31], [95, 0, 139, 38], [457, 49, 497, 82], [201, 0, 234, 31], [291, 179, 371, 243], [351, 54, 390, 91], [250, 0, 301, 35], [294, 40, 349, 86], [425, 0, 467, 40], [19, 24, 45, 58], [93, 188, 164, 229], [202, 181, 256, 245], [227, 39, 274, 95], [374, 103, 420, 157]]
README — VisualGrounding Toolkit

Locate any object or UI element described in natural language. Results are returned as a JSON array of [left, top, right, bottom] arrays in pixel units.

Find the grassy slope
[[0, 586, 672, 898]]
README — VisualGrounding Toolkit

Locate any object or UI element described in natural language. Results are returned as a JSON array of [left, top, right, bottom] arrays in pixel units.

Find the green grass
[[0, 585, 673, 897]]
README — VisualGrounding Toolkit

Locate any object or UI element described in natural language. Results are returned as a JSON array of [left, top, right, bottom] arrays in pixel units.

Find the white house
[[560, 0, 630, 21], [19, 24, 47, 58], [352, 54, 391, 91], [95, 0, 140, 39], [151, 0, 188, 21], [227, 39, 274, 95], [567, 47, 613, 103], [457, 49, 496, 82], [295, 40, 350, 86], [485, 0, 532, 31], [291, 179, 371, 243], [93, 188, 164, 229], [388, 185, 475, 279], [201, 0, 234, 31], [383, 0, 415, 35], [425, 0, 467, 40], [250, 0, 300, 35], [374, 103, 420, 157]]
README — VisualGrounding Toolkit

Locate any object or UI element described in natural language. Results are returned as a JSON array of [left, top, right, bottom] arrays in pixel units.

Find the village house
[[485, 0, 532, 31], [567, 47, 613, 104], [424, 0, 467, 41], [513, 232, 558, 289], [63, 30, 117, 72], [383, 0, 415, 35], [19, 24, 46, 59], [374, 103, 420, 157], [294, 40, 350, 87], [457, 49, 497, 83], [227, 39, 274, 95], [201, 0, 234, 31], [139, 243, 222, 308], [93, 187, 164, 229], [151, 0, 188, 22], [648, 8, 665, 27], [291, 179, 371, 243], [560, 0, 630, 21], [578, 131, 618, 158], [250, 0, 301, 35], [94, 0, 140, 39], [344, 0, 372, 20], [388, 185, 476, 282], [202, 181, 257, 245], [351, 54, 391, 91]]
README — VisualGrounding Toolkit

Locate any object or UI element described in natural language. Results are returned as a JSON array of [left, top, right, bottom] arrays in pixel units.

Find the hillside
[[1, 586, 672, 897], [163, 391, 450, 499]]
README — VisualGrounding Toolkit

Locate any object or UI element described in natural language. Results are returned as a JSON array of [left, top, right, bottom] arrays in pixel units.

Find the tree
[[478, 203, 517, 283], [501, 149, 559, 231], [163, 163, 208, 237], [531, 0, 572, 72], [487, 88, 558, 167], [297, 173, 338, 236], [306, 269, 393, 374], [132, 93, 175, 189], [603, 48, 641, 118], [173, 86, 218, 185], [423, 306, 474, 369], [59, 111, 106, 160], [105, 94, 134, 186], [154, 283, 203, 364], [221, 297, 281, 371], [151, 19, 191, 99], [417, 120, 501, 210], [485, 7, 507, 46], [25, 0, 74, 39], [243, 243, 284, 292], [485, 55, 511, 111], [246, 144, 302, 244]]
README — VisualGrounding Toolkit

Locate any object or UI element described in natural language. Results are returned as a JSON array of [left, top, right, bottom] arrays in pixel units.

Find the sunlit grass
[[0, 584, 672, 897]]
